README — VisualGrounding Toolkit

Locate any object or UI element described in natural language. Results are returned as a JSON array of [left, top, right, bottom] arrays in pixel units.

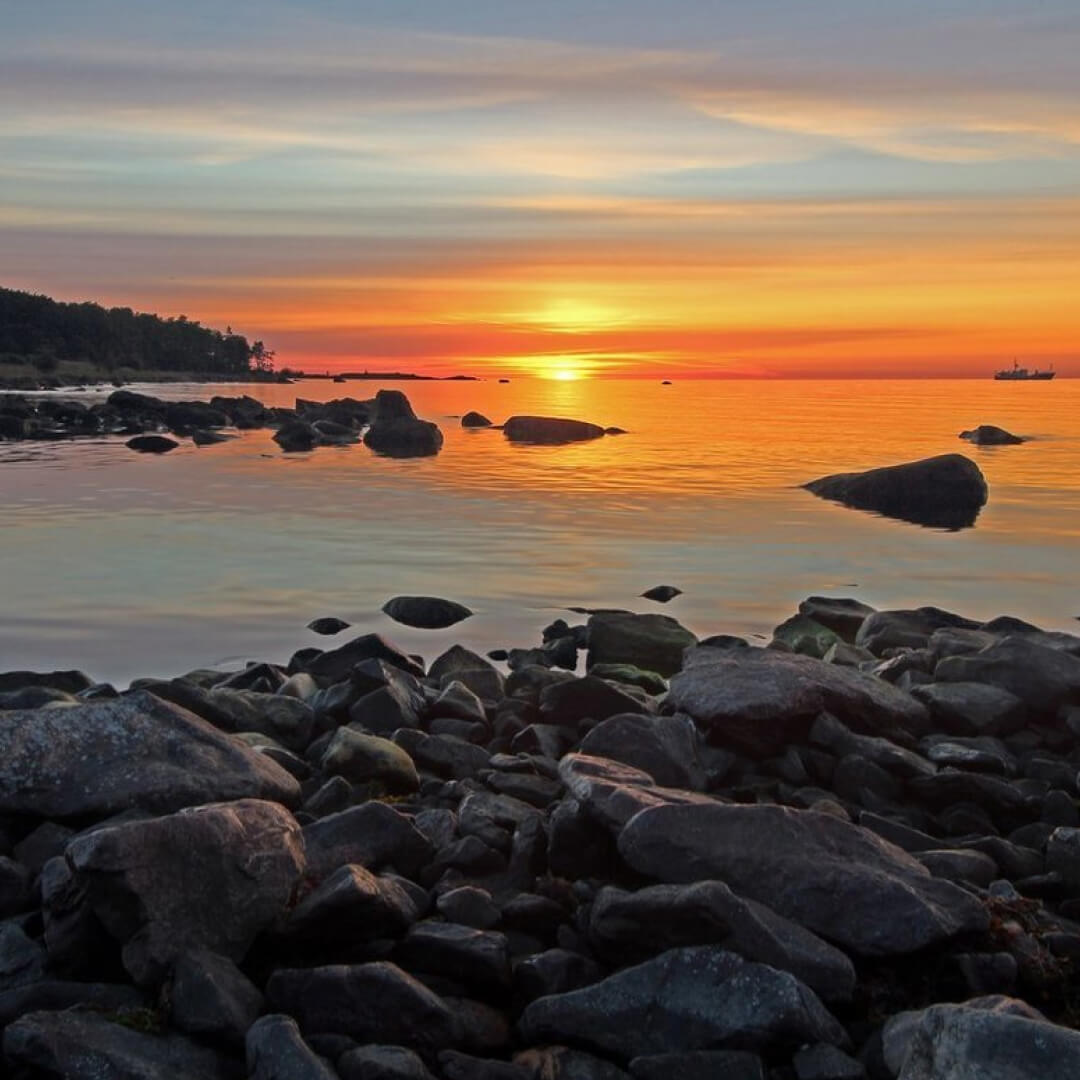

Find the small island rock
[[382, 596, 473, 630]]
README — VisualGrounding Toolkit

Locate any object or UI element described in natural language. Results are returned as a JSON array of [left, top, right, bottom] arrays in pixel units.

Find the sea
[[1, 377, 1077, 686]]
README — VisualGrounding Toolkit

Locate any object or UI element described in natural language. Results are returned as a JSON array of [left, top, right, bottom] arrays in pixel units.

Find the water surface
[[1, 377, 1077, 684]]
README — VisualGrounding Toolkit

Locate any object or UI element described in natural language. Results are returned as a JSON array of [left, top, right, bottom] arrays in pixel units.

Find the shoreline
[[1, 594, 1079, 1075]]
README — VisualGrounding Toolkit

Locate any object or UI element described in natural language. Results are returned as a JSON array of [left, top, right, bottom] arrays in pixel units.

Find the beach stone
[[205, 687, 314, 750], [539, 676, 649, 727], [911, 681, 1027, 735], [319, 728, 420, 794], [586, 611, 697, 678], [52, 799, 305, 986], [628, 1051, 765, 1080], [247, 1014, 338, 1080], [587, 664, 668, 694], [883, 996, 1080, 1079], [364, 413, 443, 456], [266, 962, 461, 1050], [803, 453, 987, 528], [305, 632, 425, 684], [0, 690, 299, 818], [170, 948, 263, 1045], [772, 614, 842, 659], [0, 668, 94, 694], [588, 881, 856, 1001], [462, 411, 492, 427], [126, 433, 179, 453], [519, 946, 847, 1059], [1046, 827, 1080, 894], [503, 415, 605, 443], [514, 949, 603, 1000], [382, 595, 473, 629], [438, 886, 501, 929], [856, 607, 981, 655], [349, 682, 424, 735], [339, 1044, 436, 1080], [394, 729, 490, 780], [302, 802, 433, 880], [515, 1045, 631, 1080], [579, 712, 705, 791], [798, 597, 876, 642], [641, 585, 682, 603], [285, 864, 421, 941], [933, 637, 1080, 718], [396, 921, 512, 989], [439, 1050, 531, 1080], [0, 922, 46, 992], [618, 803, 989, 956], [308, 616, 350, 635], [960, 424, 1025, 445], [667, 646, 929, 755], [4, 1008, 234, 1079], [792, 1044, 866, 1079], [274, 420, 318, 452]]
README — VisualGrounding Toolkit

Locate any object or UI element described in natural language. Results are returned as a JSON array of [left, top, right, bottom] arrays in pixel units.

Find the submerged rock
[[307, 616, 351, 635], [959, 424, 1025, 446], [803, 454, 988, 529], [641, 585, 682, 603], [126, 434, 179, 454], [273, 421, 318, 452], [364, 390, 443, 457], [382, 595, 473, 630], [461, 411, 492, 427], [503, 416, 605, 444]]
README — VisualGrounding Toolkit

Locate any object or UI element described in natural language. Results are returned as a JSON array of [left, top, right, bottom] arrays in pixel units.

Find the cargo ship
[[994, 360, 1055, 381]]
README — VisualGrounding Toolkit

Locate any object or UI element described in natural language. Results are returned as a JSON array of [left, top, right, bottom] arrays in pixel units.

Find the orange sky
[[2, 3, 1079, 378]]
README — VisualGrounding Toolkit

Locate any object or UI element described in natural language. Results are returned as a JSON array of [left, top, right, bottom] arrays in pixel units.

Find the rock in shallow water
[[959, 424, 1025, 446], [803, 453, 988, 529], [382, 595, 473, 629], [503, 415, 605, 444], [126, 434, 179, 453], [586, 611, 697, 678]]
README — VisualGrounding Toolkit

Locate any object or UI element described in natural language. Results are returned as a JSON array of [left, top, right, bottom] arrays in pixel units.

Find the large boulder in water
[[803, 453, 987, 529], [618, 803, 989, 957], [503, 416, 605, 444], [0, 690, 300, 818], [587, 611, 697, 678], [126, 434, 178, 454], [363, 389, 443, 457], [461, 411, 492, 428], [273, 421, 318, 452], [382, 595, 473, 629], [959, 424, 1025, 446]]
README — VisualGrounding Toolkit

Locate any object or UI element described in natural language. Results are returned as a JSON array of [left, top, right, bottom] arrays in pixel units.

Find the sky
[[2, 1, 1079, 378]]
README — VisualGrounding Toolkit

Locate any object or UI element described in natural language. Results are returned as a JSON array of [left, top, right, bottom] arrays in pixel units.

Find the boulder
[[364, 392, 443, 457], [274, 421, 318, 452], [462, 411, 493, 427], [586, 611, 697, 678], [308, 616, 351, 635], [798, 596, 876, 642], [285, 864, 421, 942], [339, 1044, 436, 1079], [382, 595, 473, 629], [856, 607, 981, 655], [803, 454, 988, 529], [170, 948, 264, 1045], [126, 434, 179, 453], [911, 681, 1027, 735], [52, 799, 306, 986], [960, 424, 1025, 446], [579, 713, 705, 791], [4, 1009, 233, 1079], [191, 428, 234, 446], [666, 646, 929, 755], [320, 728, 420, 794], [618, 803, 989, 956], [0, 690, 299, 818], [305, 633, 424, 684], [503, 416, 605, 444], [771, 614, 842, 659], [519, 946, 847, 1059], [302, 802, 434, 880], [641, 585, 682, 603], [247, 1014, 338, 1080]]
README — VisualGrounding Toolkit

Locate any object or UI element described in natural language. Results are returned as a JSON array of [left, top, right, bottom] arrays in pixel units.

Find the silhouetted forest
[[0, 287, 274, 374]]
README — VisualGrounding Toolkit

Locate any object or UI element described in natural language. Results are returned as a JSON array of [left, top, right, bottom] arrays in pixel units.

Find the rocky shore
[[1, 596, 1079, 1078]]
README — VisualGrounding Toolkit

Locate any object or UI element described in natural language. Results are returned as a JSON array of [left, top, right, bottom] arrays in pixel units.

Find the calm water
[[1, 377, 1077, 685]]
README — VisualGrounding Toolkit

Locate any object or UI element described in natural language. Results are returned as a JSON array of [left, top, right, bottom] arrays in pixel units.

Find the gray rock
[[618, 803, 989, 957], [515, 1045, 631, 1080], [396, 920, 511, 989], [266, 962, 461, 1050], [1047, 827, 1080, 894], [911, 681, 1027, 735], [286, 864, 421, 941], [628, 1051, 765, 1080], [503, 415, 605, 444], [339, 1044, 436, 1080], [4, 1008, 233, 1079], [586, 611, 697, 678], [539, 676, 650, 727], [303, 802, 433, 880], [803, 454, 987, 529], [274, 420, 319, 452], [206, 687, 314, 750], [792, 1044, 866, 1079], [0, 690, 299, 819], [856, 607, 981, 655], [519, 946, 847, 1059], [666, 646, 928, 755], [438, 886, 501, 929], [305, 632, 424, 685], [798, 597, 877, 642], [320, 728, 420, 794], [170, 948, 263, 1045], [641, 585, 682, 603], [247, 1014, 338, 1080], [0, 980, 146, 1028], [462, 411, 492, 428], [0, 921, 46, 992], [127, 433, 180, 453], [53, 798, 305, 986], [514, 948, 603, 1001], [580, 713, 705, 791], [382, 595, 473, 630], [772, 614, 842, 659], [308, 616, 351, 635]]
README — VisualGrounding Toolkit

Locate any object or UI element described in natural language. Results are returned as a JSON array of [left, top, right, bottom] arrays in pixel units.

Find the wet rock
[[587, 664, 667, 695], [519, 946, 847, 1059], [191, 428, 234, 446], [247, 1014, 338, 1080], [579, 713, 705, 791], [0, 690, 299, 818], [320, 728, 420, 794], [856, 607, 981, 655], [618, 803, 989, 956], [797, 597, 876, 642], [803, 453, 988, 529], [308, 616, 351, 635], [274, 420, 319, 452], [462, 411, 493, 428], [4, 1008, 233, 1079], [126, 434, 180, 453], [641, 585, 682, 603], [54, 798, 305, 986], [911, 681, 1027, 736], [383, 595, 473, 630], [586, 611, 697, 678], [960, 424, 1025, 445], [364, 391, 443, 457], [503, 416, 605, 444], [266, 962, 461, 1050]]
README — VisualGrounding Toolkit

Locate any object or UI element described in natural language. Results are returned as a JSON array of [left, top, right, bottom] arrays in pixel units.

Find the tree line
[[0, 286, 275, 374]]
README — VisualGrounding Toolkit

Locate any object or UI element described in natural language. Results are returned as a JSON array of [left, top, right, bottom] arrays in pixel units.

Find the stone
[[4, 1008, 233, 1079], [1047, 827, 1080, 894], [587, 664, 668, 695], [514, 948, 603, 1000], [395, 920, 512, 989], [266, 962, 461, 1050], [503, 416, 605, 443], [519, 946, 847, 1059], [579, 713, 705, 791], [911, 681, 1027, 735], [666, 646, 928, 755], [539, 676, 649, 727], [308, 616, 351, 635], [320, 728, 420, 794], [856, 607, 981, 655], [641, 585, 682, 603], [628, 1051, 765, 1080], [959, 424, 1025, 445], [618, 803, 989, 957], [586, 611, 697, 678], [54, 798, 305, 986], [274, 420, 319, 452], [364, 408, 443, 457], [797, 597, 876, 642], [440, 1050, 532, 1080], [0, 922, 46, 992], [339, 1044, 436, 1080], [247, 1014, 338, 1080], [791, 1044, 866, 1079], [515, 1045, 632, 1080], [438, 886, 501, 929], [772, 614, 842, 659], [803, 454, 987, 529], [170, 948, 264, 1046], [206, 687, 314, 750], [126, 433, 180, 453], [286, 864, 421, 941], [382, 595, 473, 629], [0, 690, 299, 818], [462, 411, 493, 427], [302, 802, 433, 880], [305, 633, 425, 685]]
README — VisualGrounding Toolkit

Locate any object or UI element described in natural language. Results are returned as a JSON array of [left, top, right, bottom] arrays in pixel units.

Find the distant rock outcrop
[[803, 453, 988, 529], [503, 416, 605, 444], [959, 424, 1025, 445]]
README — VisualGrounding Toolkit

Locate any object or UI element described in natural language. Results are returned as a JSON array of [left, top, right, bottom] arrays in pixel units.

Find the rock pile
[[1, 597, 1079, 1078]]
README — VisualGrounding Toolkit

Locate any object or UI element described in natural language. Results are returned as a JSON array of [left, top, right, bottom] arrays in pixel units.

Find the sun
[[550, 364, 583, 381]]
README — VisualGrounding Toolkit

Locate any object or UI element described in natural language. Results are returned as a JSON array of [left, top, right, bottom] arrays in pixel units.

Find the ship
[[994, 360, 1055, 381]]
